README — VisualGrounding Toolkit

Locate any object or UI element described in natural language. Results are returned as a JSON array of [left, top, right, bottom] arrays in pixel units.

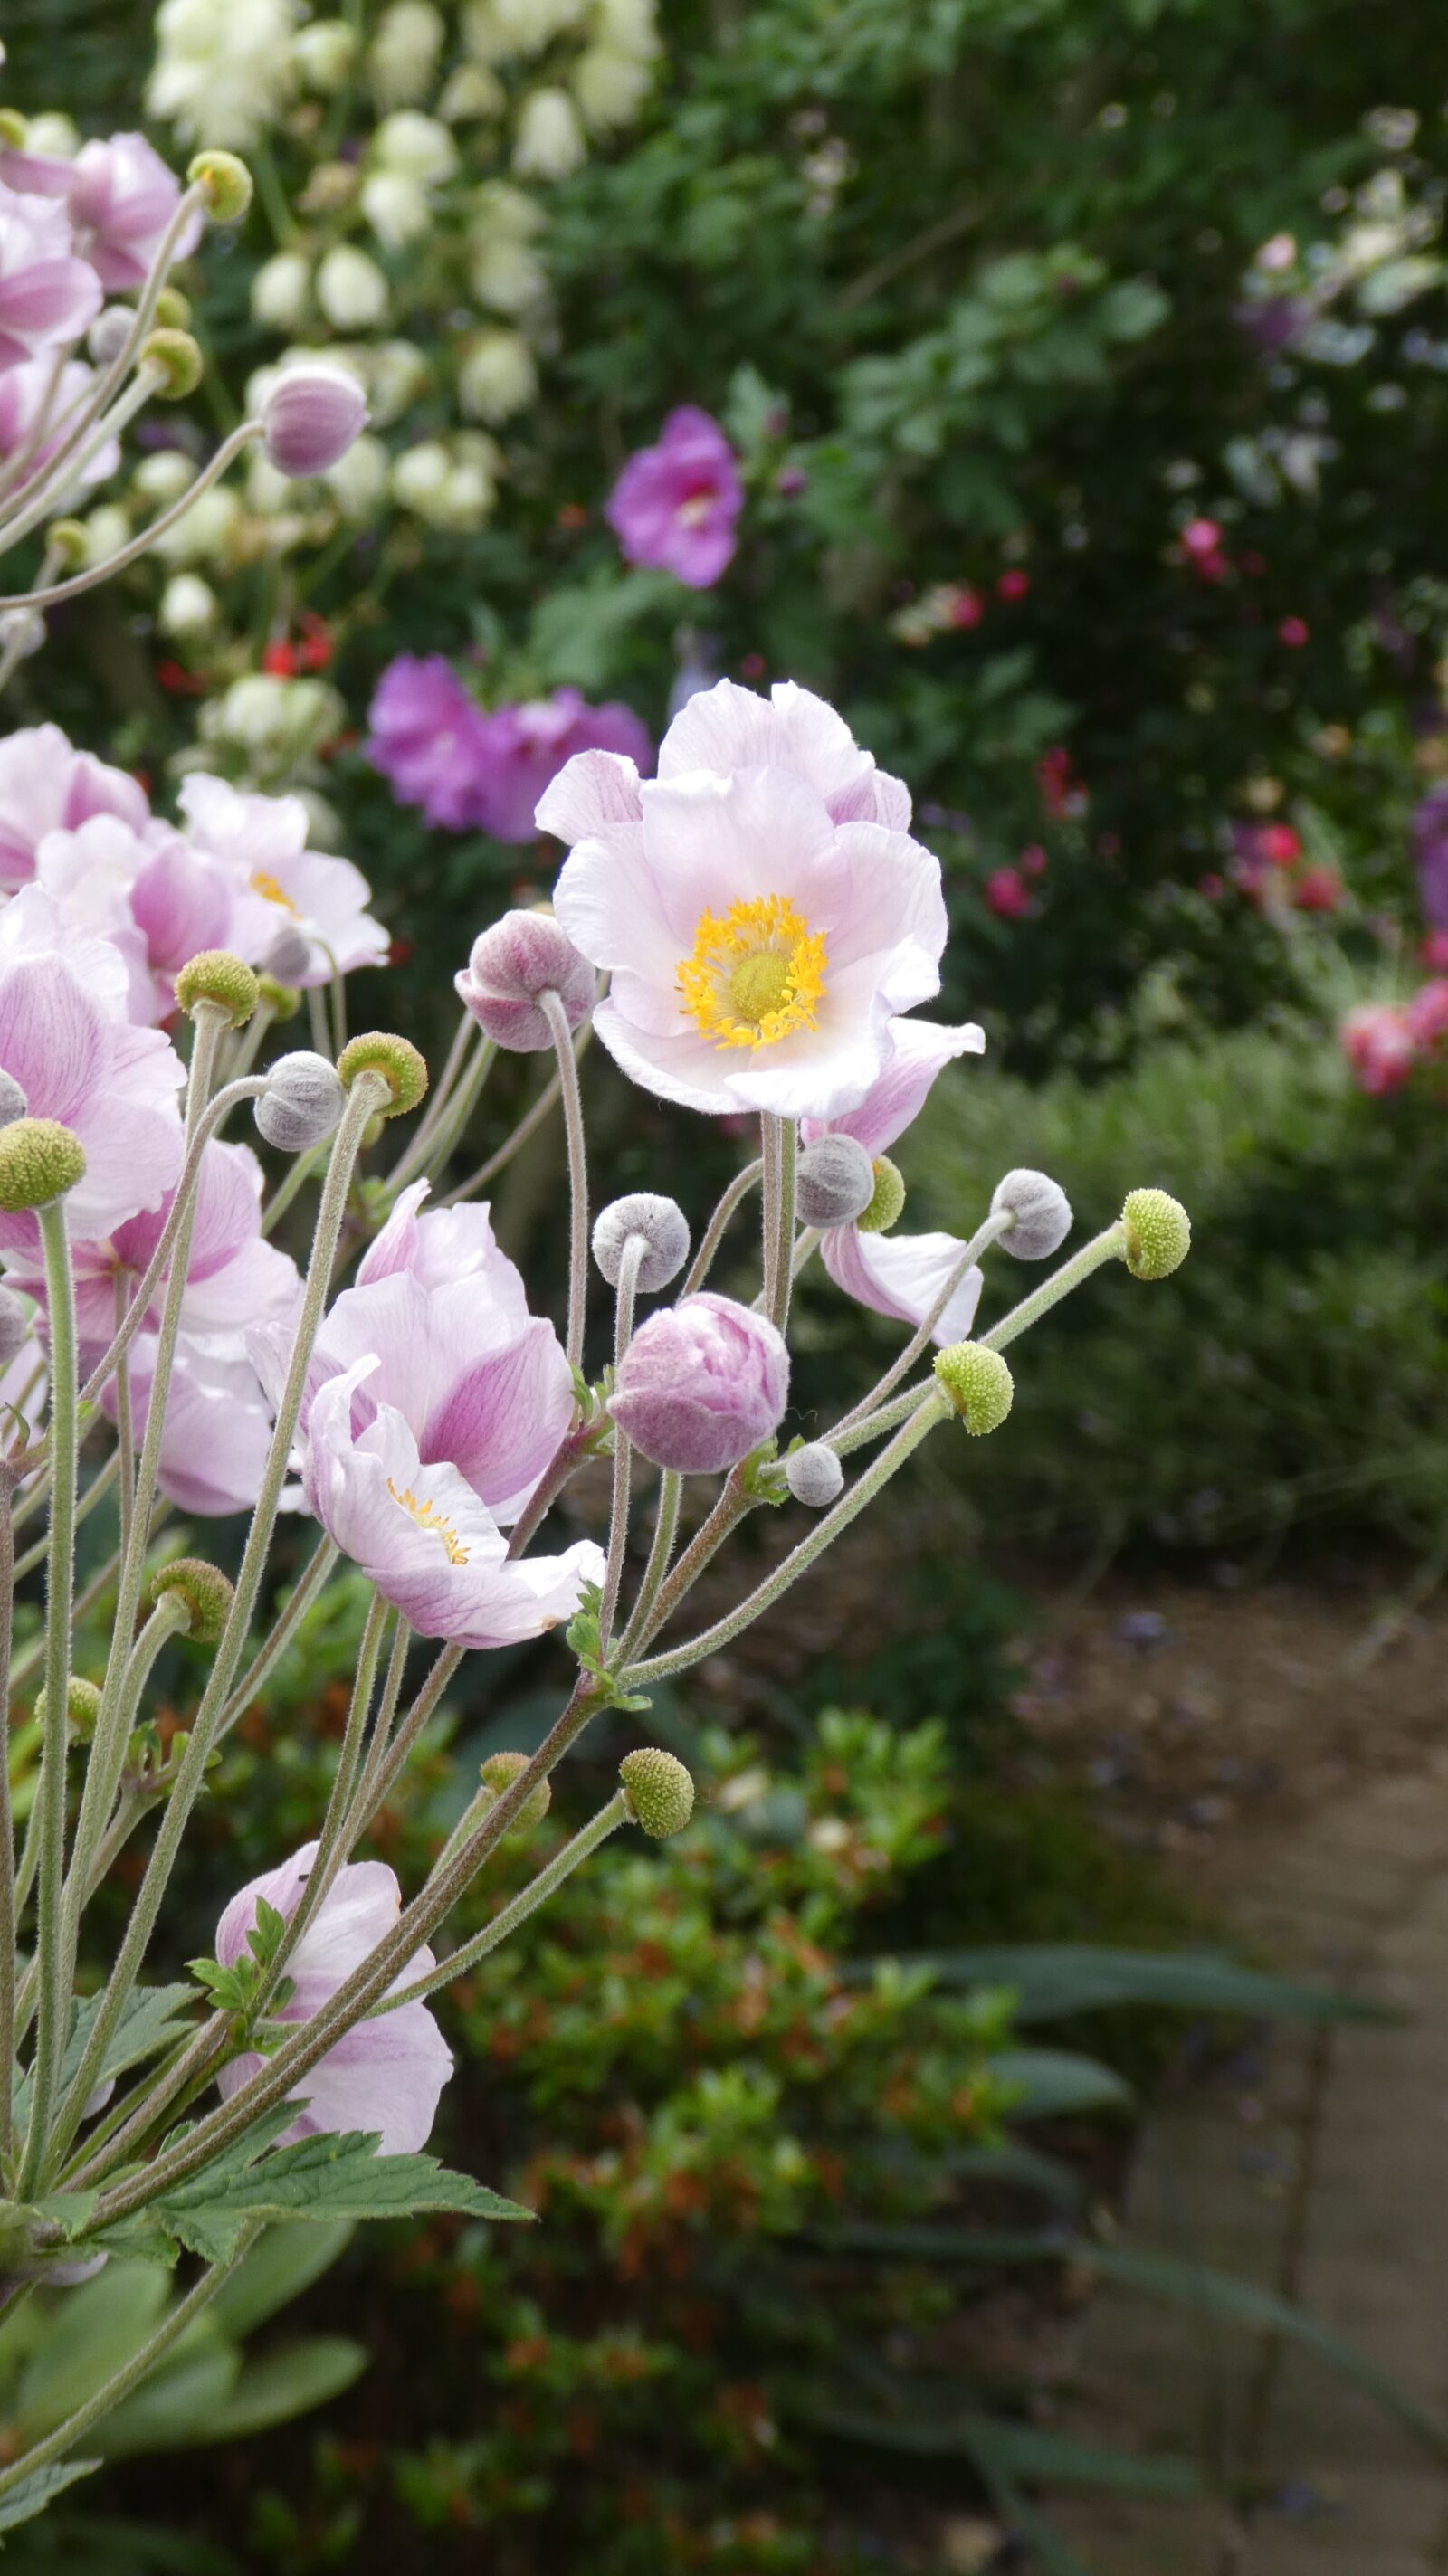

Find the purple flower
[[365, 655, 491, 830], [215, 1842, 453, 2153], [610, 1292, 788, 1474], [1411, 786, 1448, 931], [469, 691, 653, 844], [303, 1356, 603, 1648], [260, 1179, 576, 1526], [605, 406, 744, 589], [0, 177, 101, 371], [455, 908, 595, 1052], [0, 723, 149, 893], [802, 1019, 988, 1345], [64, 133, 200, 293]]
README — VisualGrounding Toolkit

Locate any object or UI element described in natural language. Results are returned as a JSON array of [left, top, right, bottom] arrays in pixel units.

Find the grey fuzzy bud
[[785, 1442, 843, 1508], [262, 922, 314, 984], [89, 306, 134, 366], [0, 1286, 30, 1368], [593, 1193, 691, 1295], [0, 1072, 27, 1130], [254, 1050, 346, 1153], [795, 1134, 876, 1231], [991, 1167, 1072, 1261]]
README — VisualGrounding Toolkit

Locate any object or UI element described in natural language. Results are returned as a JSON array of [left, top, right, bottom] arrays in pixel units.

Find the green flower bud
[[619, 1747, 695, 1839], [141, 328, 205, 400], [187, 149, 254, 223], [0, 113, 29, 149], [338, 1031, 428, 1118], [257, 974, 303, 1021], [479, 1749, 551, 1833], [0, 1119, 85, 1213], [153, 285, 192, 330], [44, 518, 88, 570], [933, 1341, 1014, 1436], [856, 1154, 906, 1236], [1119, 1188, 1191, 1282], [151, 1557, 233, 1646], [34, 1677, 102, 1742], [174, 950, 259, 1028]]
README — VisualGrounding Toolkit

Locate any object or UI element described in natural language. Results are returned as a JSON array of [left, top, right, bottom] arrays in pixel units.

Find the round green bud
[[151, 1556, 233, 1646], [856, 1154, 906, 1237], [141, 328, 205, 400], [257, 974, 303, 1021], [174, 950, 260, 1028], [34, 1677, 102, 1743], [478, 1749, 551, 1833], [0, 113, 29, 149], [187, 149, 254, 223], [338, 1031, 428, 1118], [1119, 1188, 1191, 1282], [933, 1341, 1015, 1436], [619, 1747, 695, 1839], [153, 285, 193, 330], [0, 1118, 85, 1213], [44, 518, 89, 570]]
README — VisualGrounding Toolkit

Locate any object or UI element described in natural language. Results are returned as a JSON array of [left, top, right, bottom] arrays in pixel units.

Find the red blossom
[[985, 865, 1032, 919]]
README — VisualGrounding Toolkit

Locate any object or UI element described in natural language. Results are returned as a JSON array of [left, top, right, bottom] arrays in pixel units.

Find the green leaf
[[880, 1944, 1381, 2025], [142, 2131, 532, 2265], [0, 2457, 100, 2532], [195, 2335, 367, 2444], [208, 2218, 354, 2342], [14, 2267, 170, 2438], [90, 2341, 240, 2460], [964, 2418, 1203, 2496], [992, 2048, 1133, 2118], [13, 1985, 195, 2136]]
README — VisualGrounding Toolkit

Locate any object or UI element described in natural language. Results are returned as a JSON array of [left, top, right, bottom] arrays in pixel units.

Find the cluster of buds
[[1226, 817, 1344, 916]]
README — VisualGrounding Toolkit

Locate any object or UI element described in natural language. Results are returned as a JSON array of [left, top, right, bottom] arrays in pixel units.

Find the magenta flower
[[470, 691, 653, 844], [802, 1019, 988, 1345], [0, 178, 101, 370], [0, 889, 183, 1252], [1411, 787, 1448, 932], [544, 680, 947, 1120], [259, 1180, 576, 1526], [0, 356, 117, 495], [304, 1356, 604, 1648], [364, 656, 491, 830], [0, 724, 149, 893], [178, 776, 389, 987], [216, 1842, 453, 2153], [610, 1292, 788, 1474], [1340, 1003, 1415, 1097], [35, 812, 248, 1022], [605, 406, 743, 589], [64, 133, 201, 293]]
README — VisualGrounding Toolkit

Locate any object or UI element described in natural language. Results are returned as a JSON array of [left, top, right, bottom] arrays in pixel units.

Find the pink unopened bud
[[454, 909, 595, 1052], [259, 363, 369, 480], [610, 1292, 789, 1475]]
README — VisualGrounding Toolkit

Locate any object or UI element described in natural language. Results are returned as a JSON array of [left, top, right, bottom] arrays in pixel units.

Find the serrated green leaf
[[0, 2457, 100, 2532], [147, 2131, 532, 2258]]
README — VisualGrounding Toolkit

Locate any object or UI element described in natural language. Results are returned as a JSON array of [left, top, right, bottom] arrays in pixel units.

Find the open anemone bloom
[[108, 1335, 278, 1516], [259, 1181, 575, 1526], [0, 890, 184, 1252], [34, 812, 248, 1022], [64, 132, 201, 292], [0, 723, 149, 893], [544, 681, 948, 1121], [215, 1842, 453, 2153], [802, 1019, 987, 1344], [605, 406, 743, 589], [0, 177, 101, 370], [177, 775, 388, 987], [304, 1358, 604, 1649]]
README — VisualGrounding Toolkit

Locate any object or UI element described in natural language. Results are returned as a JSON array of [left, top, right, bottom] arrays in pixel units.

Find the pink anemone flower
[[0, 356, 118, 497], [110, 1336, 278, 1517], [543, 680, 947, 1121], [303, 1357, 604, 1649], [178, 776, 388, 987], [64, 134, 201, 293], [215, 1842, 453, 2153], [802, 1019, 987, 1343], [0, 178, 101, 370], [0, 723, 149, 894], [34, 813, 249, 1022]]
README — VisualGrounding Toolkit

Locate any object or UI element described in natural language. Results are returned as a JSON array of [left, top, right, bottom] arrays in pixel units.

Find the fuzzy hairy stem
[[681, 1158, 762, 1296], [759, 1115, 796, 1334], [380, 1793, 630, 2013], [541, 990, 589, 1372]]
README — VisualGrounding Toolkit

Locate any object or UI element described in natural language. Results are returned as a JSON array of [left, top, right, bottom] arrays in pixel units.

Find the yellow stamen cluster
[[678, 895, 827, 1052], [251, 870, 301, 917], [386, 1478, 470, 1564]]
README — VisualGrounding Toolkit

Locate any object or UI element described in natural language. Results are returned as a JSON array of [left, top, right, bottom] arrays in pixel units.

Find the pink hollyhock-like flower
[[178, 775, 389, 986], [0, 356, 118, 495], [261, 1180, 575, 1526], [0, 178, 101, 370], [802, 1019, 987, 1345], [605, 405, 743, 589], [470, 691, 653, 844], [34, 813, 247, 1022], [985, 866, 1032, 920], [109, 1335, 278, 1516], [610, 1292, 788, 1474], [543, 680, 947, 1120], [0, 723, 149, 892], [304, 1356, 604, 1648], [364, 656, 491, 830], [1340, 1003, 1415, 1097], [64, 133, 200, 293], [0, 889, 184, 1250], [215, 1842, 452, 2153]]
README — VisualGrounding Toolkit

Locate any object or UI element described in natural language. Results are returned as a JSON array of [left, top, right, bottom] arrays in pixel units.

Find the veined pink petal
[[821, 1225, 984, 1345], [802, 1018, 986, 1155], [535, 746, 645, 841]]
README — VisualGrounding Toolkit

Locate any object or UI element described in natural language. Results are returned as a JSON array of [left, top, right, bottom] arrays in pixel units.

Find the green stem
[[681, 1158, 762, 1296], [832, 1208, 1015, 1436], [63, 1595, 190, 1941], [0, 1469, 17, 2164], [615, 1470, 682, 1661], [379, 1794, 629, 2013], [759, 1115, 797, 1335], [262, 1592, 389, 1981], [19, 1202, 80, 2193], [980, 1222, 1127, 1352], [0, 423, 263, 613], [597, 1237, 644, 1649], [541, 991, 589, 1372]]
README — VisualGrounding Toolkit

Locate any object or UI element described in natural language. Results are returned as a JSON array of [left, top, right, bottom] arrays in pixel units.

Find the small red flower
[[1291, 864, 1342, 912], [262, 640, 300, 678], [739, 651, 767, 680], [1278, 615, 1309, 647], [986, 865, 1032, 919], [948, 585, 984, 628], [1180, 518, 1222, 557], [1019, 841, 1048, 878], [1258, 823, 1300, 865], [996, 568, 1031, 602]]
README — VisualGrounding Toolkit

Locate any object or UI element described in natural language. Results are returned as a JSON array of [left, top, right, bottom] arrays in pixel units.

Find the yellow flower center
[[386, 1478, 470, 1565], [251, 869, 300, 916], [677, 895, 827, 1051]]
